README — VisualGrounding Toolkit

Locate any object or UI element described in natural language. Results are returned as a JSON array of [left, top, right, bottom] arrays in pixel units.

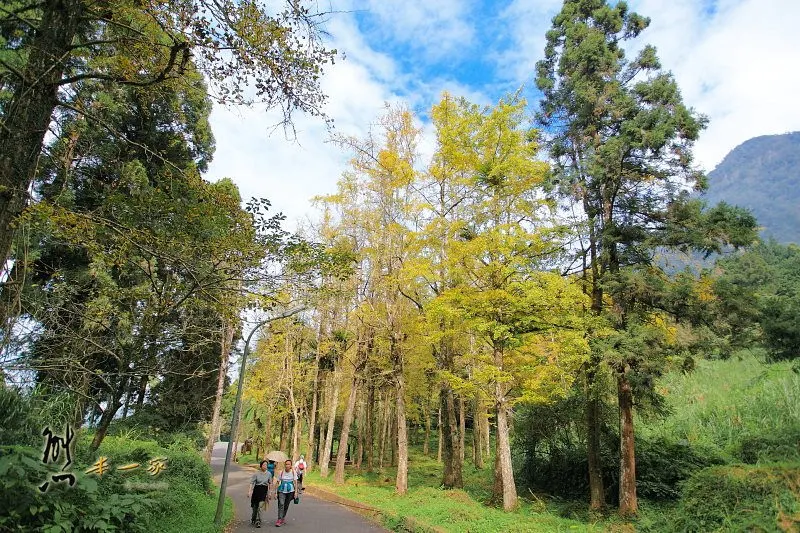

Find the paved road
[[211, 442, 386, 532]]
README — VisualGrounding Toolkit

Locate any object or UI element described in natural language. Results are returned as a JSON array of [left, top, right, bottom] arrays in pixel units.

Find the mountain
[[703, 132, 800, 244]]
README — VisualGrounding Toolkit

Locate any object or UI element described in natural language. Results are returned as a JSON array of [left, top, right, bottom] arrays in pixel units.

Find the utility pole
[[214, 307, 304, 526]]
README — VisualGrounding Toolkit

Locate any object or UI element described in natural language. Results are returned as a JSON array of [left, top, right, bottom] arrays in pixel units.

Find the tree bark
[[135, 375, 148, 412], [263, 409, 273, 455], [379, 390, 390, 468], [491, 346, 517, 511], [279, 414, 289, 452], [423, 396, 431, 456], [0, 0, 84, 265], [482, 404, 490, 458], [459, 396, 466, 463], [334, 371, 360, 484], [441, 382, 462, 487], [366, 382, 375, 471], [395, 373, 408, 495], [89, 390, 124, 452], [437, 406, 443, 463], [473, 395, 484, 469], [307, 312, 326, 467], [586, 368, 606, 510], [317, 407, 325, 469], [356, 397, 365, 470], [205, 321, 234, 463], [319, 369, 340, 477], [618, 370, 638, 517]]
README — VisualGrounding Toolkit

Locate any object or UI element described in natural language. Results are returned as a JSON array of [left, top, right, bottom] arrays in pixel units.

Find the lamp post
[[214, 307, 303, 526]]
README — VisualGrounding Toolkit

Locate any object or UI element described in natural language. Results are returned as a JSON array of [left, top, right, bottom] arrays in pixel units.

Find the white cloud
[[357, 0, 476, 62], [499, 0, 800, 171], [207, 0, 800, 230], [205, 13, 399, 230], [634, 0, 800, 170]]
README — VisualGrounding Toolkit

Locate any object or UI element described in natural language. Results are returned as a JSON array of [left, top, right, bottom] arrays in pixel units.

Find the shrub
[[674, 463, 800, 532], [635, 438, 726, 500], [732, 430, 800, 464], [1, 430, 221, 532], [0, 446, 153, 532], [0, 388, 40, 446]]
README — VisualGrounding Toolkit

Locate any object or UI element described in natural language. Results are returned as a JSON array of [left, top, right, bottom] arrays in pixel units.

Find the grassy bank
[[305, 459, 603, 533], [303, 353, 799, 532]]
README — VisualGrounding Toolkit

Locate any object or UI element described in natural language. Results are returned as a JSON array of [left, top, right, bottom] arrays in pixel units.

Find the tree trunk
[[291, 410, 300, 461], [482, 404, 490, 458], [120, 390, 131, 420], [459, 396, 466, 463], [366, 383, 375, 471], [356, 398, 365, 470], [618, 370, 638, 517], [441, 382, 462, 487], [205, 321, 234, 463], [390, 406, 397, 467], [307, 313, 326, 467], [473, 396, 484, 469], [423, 397, 431, 456], [437, 407, 443, 462], [233, 405, 243, 462], [319, 370, 340, 478], [334, 373, 360, 484], [279, 414, 289, 452], [0, 0, 84, 265], [379, 391, 390, 468], [491, 346, 517, 511], [89, 391, 123, 452], [317, 409, 325, 469], [586, 368, 606, 510], [395, 373, 408, 495], [135, 375, 148, 412], [263, 410, 273, 456]]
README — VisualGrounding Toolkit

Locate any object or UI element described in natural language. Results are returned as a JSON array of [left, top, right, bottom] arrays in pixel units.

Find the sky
[[205, 0, 800, 230]]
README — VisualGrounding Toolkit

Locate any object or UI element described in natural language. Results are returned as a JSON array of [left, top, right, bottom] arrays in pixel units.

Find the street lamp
[[214, 307, 303, 526]]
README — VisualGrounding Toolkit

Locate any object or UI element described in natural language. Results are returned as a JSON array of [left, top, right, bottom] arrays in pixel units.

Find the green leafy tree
[[714, 240, 800, 360], [0, 0, 336, 268], [8, 68, 260, 451], [430, 94, 589, 511], [535, 0, 757, 515]]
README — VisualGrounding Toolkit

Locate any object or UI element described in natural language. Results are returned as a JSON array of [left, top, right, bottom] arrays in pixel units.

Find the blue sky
[[206, 0, 800, 228]]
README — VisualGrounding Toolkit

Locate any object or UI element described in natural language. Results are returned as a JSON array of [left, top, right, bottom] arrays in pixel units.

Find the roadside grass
[[303, 353, 799, 532], [305, 456, 605, 533], [158, 485, 234, 533]]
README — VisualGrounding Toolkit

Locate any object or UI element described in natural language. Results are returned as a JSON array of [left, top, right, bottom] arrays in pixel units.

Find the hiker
[[293, 455, 307, 491], [273, 459, 298, 527], [248, 460, 273, 528]]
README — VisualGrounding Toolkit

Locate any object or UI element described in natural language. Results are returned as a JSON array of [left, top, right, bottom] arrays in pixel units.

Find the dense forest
[[1, 1, 797, 532]]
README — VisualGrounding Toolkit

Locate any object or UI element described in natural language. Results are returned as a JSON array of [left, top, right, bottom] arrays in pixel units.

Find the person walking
[[248, 460, 273, 528], [273, 459, 298, 527], [293, 455, 307, 492]]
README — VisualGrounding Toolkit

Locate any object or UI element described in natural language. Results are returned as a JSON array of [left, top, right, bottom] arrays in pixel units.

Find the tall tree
[[9, 67, 260, 450], [536, 0, 756, 515], [432, 94, 587, 511], [0, 0, 336, 268]]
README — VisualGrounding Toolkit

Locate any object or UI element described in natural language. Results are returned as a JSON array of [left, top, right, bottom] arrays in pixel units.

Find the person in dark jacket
[[248, 460, 273, 527]]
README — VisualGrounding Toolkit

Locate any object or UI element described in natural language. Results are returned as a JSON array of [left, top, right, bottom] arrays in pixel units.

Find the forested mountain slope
[[704, 132, 800, 244]]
